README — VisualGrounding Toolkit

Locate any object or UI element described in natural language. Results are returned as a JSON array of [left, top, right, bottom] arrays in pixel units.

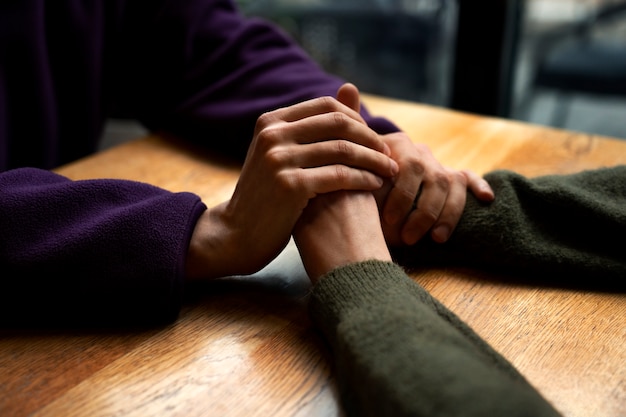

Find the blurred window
[[236, 0, 458, 106], [512, 0, 626, 139]]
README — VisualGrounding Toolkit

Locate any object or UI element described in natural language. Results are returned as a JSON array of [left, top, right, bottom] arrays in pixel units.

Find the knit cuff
[[309, 260, 418, 344]]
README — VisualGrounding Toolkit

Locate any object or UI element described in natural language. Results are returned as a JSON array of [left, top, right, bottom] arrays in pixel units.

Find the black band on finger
[[410, 183, 424, 211]]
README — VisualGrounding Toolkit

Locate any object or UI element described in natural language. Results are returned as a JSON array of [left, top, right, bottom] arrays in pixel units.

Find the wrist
[[185, 202, 239, 281], [294, 190, 392, 284]]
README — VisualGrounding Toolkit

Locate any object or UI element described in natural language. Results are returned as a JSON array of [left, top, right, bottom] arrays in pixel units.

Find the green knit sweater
[[308, 166, 626, 416], [395, 166, 626, 289], [309, 261, 561, 417]]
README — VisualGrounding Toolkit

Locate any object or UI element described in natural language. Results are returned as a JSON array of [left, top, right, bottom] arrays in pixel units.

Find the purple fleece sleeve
[[115, 0, 399, 158], [0, 168, 206, 327]]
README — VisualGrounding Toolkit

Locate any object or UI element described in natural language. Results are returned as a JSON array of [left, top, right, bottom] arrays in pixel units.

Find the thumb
[[336, 83, 361, 113]]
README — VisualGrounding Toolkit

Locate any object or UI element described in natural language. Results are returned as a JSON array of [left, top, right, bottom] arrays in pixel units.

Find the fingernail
[[383, 143, 391, 156], [432, 225, 450, 243], [482, 184, 495, 200], [390, 159, 399, 175]]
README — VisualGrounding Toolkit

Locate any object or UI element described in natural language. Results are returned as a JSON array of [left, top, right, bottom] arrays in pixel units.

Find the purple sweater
[[0, 0, 398, 326]]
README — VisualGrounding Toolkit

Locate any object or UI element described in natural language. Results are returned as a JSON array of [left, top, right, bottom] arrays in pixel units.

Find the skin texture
[[294, 190, 391, 282], [185, 94, 398, 279], [186, 83, 495, 281], [338, 84, 495, 247]]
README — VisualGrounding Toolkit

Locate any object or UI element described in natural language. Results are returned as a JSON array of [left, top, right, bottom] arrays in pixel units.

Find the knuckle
[[275, 170, 300, 193], [265, 147, 290, 170], [317, 95, 336, 110], [334, 140, 354, 161], [255, 111, 276, 131], [334, 165, 350, 183], [401, 153, 425, 174], [408, 160, 426, 176], [451, 170, 468, 186], [432, 172, 451, 192], [331, 111, 350, 130], [256, 125, 283, 150]]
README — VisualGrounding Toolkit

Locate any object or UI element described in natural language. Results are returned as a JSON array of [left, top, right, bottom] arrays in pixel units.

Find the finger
[[463, 170, 495, 202], [429, 171, 468, 243], [382, 164, 425, 226], [372, 178, 394, 211], [382, 181, 419, 227], [336, 83, 393, 156], [283, 165, 385, 196], [284, 140, 399, 178], [400, 172, 450, 245], [270, 111, 390, 156], [336, 83, 361, 114], [271, 95, 366, 126]]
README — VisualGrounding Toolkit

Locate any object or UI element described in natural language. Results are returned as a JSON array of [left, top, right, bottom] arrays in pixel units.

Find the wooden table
[[1, 95, 625, 417]]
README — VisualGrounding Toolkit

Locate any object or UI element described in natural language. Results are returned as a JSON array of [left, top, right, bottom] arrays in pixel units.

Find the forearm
[[393, 166, 626, 288], [0, 168, 205, 327], [309, 260, 562, 417]]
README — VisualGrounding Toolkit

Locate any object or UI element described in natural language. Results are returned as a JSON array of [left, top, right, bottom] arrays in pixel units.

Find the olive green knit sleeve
[[393, 166, 626, 289], [309, 260, 562, 417]]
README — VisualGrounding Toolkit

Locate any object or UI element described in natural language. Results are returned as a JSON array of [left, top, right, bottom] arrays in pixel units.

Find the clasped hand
[[337, 83, 494, 246], [186, 88, 398, 279], [186, 83, 494, 280]]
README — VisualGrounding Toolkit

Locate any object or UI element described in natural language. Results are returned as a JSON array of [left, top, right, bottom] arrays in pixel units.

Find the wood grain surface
[[1, 95, 624, 417]]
